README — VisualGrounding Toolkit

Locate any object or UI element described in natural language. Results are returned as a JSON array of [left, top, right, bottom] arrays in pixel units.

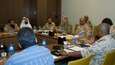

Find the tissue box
[[58, 36, 66, 44]]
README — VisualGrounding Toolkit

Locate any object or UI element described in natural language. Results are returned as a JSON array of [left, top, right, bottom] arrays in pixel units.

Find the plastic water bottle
[[72, 35, 76, 46], [38, 26, 42, 30], [33, 26, 37, 33], [8, 43, 14, 55], [42, 39, 46, 47], [42, 27, 45, 34], [61, 29, 65, 35]]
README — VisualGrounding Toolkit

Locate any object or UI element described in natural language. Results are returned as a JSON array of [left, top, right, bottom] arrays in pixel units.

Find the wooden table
[[0, 32, 94, 65], [0, 43, 69, 65], [0, 33, 59, 51], [0, 33, 69, 65]]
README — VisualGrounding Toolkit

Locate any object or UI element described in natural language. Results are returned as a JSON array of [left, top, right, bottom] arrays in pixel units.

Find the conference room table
[[0, 32, 74, 64], [0, 32, 93, 65]]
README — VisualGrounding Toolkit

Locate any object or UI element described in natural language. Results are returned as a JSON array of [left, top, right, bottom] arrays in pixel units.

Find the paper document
[[64, 49, 74, 53], [52, 55, 59, 59], [65, 35, 79, 40], [69, 46, 84, 51]]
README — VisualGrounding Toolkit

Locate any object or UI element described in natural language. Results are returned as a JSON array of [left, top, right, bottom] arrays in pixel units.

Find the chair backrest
[[114, 60, 115, 65], [102, 50, 115, 65], [68, 54, 92, 65], [112, 58, 115, 65], [74, 24, 79, 34], [114, 63, 115, 65], [94, 25, 98, 37]]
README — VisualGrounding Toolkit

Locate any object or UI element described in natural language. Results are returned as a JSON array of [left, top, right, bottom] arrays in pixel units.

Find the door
[[47, 0, 61, 26]]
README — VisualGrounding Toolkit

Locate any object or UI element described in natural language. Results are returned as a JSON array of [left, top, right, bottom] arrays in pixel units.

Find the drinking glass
[[1, 52, 7, 58], [63, 41, 68, 48]]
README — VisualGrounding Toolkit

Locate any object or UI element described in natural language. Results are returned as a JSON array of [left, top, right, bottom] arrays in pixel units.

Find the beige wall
[[62, 0, 115, 29]]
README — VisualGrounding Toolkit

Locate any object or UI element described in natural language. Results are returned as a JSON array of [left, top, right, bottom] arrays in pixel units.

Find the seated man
[[84, 15, 92, 26], [4, 19, 19, 32], [20, 17, 32, 29], [43, 17, 56, 30], [5, 27, 54, 65], [75, 16, 92, 36], [59, 23, 115, 65], [56, 16, 72, 34]]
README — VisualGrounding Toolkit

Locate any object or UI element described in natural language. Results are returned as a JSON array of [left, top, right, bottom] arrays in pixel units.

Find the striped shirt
[[5, 45, 54, 65]]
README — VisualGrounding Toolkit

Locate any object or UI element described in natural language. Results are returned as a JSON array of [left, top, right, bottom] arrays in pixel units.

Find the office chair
[[68, 54, 92, 65], [102, 50, 115, 65]]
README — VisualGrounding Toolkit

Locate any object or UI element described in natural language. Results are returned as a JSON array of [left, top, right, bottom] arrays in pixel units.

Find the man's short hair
[[97, 23, 110, 35], [17, 27, 36, 49], [8, 19, 15, 23]]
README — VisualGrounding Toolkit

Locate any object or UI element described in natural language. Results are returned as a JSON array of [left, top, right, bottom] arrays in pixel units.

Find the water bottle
[[42, 39, 46, 47], [38, 26, 42, 30], [8, 43, 14, 55], [42, 27, 45, 34], [61, 29, 65, 35], [72, 35, 76, 46], [33, 26, 37, 33]]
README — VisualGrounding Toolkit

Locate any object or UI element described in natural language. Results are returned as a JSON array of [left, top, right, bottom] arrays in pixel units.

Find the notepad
[[65, 35, 79, 40], [69, 46, 84, 51], [64, 49, 74, 53], [52, 55, 59, 59]]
